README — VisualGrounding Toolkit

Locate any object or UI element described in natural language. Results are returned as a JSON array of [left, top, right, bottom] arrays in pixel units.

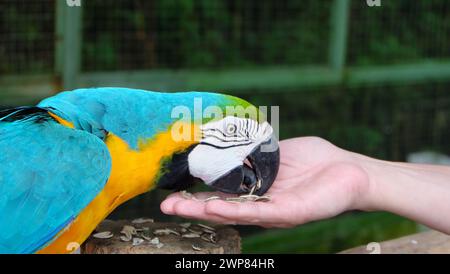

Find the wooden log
[[340, 230, 450, 254], [82, 219, 241, 254]]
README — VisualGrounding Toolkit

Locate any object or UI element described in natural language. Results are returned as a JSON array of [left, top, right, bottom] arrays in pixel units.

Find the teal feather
[[0, 108, 111, 253]]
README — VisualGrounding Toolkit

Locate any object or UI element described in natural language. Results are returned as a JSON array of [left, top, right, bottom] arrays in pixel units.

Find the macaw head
[[158, 93, 280, 196]]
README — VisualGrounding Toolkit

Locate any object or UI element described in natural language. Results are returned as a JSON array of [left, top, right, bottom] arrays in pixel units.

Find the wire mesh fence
[[0, 0, 55, 74], [348, 0, 450, 66], [82, 0, 331, 71], [1, 0, 449, 73]]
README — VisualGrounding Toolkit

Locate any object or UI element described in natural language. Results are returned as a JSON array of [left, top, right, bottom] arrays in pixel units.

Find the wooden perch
[[82, 219, 241, 254], [340, 230, 450, 254]]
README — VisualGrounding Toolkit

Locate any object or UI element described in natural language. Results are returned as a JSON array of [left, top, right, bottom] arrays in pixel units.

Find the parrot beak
[[209, 135, 280, 196]]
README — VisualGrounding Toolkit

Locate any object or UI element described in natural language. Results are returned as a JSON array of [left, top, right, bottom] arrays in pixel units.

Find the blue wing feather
[[0, 108, 111, 253]]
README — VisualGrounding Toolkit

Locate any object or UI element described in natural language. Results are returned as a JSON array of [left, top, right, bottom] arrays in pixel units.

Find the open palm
[[161, 137, 369, 228]]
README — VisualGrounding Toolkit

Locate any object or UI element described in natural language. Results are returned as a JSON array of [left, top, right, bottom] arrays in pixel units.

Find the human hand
[[161, 137, 371, 228]]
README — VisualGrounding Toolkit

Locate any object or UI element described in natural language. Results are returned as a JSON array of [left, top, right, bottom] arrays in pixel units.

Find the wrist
[[341, 147, 450, 234], [347, 152, 391, 212]]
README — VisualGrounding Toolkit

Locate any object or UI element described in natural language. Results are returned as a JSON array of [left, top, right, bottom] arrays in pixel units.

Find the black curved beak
[[209, 136, 280, 196]]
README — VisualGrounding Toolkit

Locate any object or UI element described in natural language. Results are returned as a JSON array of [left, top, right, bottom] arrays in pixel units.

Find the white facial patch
[[188, 117, 273, 184]]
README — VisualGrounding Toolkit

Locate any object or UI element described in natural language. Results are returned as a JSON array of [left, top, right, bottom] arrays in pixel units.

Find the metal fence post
[[328, 0, 350, 71], [55, 0, 83, 90]]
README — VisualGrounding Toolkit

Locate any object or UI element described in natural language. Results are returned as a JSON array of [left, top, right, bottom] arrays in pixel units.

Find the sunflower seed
[[224, 194, 271, 203], [180, 223, 191, 228], [156, 243, 164, 249], [140, 227, 152, 240], [188, 228, 203, 235], [225, 197, 245, 202], [132, 238, 144, 246], [181, 191, 193, 199], [202, 229, 215, 234], [92, 231, 114, 239], [239, 194, 260, 200], [120, 225, 137, 242], [226, 200, 242, 204], [165, 229, 180, 236], [121, 225, 137, 236], [142, 234, 152, 241], [150, 237, 160, 245], [153, 228, 180, 236], [181, 191, 202, 201], [204, 196, 221, 202], [201, 234, 213, 243], [192, 245, 202, 251], [255, 196, 271, 202], [249, 180, 262, 195], [182, 233, 201, 238], [249, 185, 257, 196], [209, 233, 217, 243], [197, 224, 215, 231], [132, 218, 154, 224], [180, 228, 188, 233], [120, 235, 132, 242]]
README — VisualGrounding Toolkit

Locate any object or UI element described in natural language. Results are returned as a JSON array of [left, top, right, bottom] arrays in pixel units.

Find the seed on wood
[[132, 238, 144, 246], [182, 233, 201, 238], [201, 234, 210, 242], [180, 228, 187, 233], [188, 228, 202, 235], [150, 237, 160, 245], [156, 243, 164, 249], [209, 233, 217, 243], [167, 229, 180, 236], [192, 245, 202, 251], [120, 225, 137, 242], [121, 225, 137, 236], [180, 223, 191, 228], [120, 235, 132, 242], [202, 229, 215, 234], [92, 231, 114, 239], [153, 228, 180, 236], [141, 234, 152, 241], [197, 224, 215, 231], [132, 218, 154, 224]]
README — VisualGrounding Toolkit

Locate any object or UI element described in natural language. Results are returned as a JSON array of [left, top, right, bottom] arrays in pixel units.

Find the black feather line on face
[[199, 141, 253, 149], [157, 144, 200, 191]]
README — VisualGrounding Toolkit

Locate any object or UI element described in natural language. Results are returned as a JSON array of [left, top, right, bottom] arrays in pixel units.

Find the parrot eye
[[226, 124, 237, 135]]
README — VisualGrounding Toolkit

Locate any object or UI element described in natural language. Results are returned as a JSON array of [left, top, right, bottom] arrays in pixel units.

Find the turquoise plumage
[[0, 107, 111, 253]]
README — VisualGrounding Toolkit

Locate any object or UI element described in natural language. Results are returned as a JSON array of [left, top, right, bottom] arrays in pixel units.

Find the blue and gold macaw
[[0, 88, 279, 254]]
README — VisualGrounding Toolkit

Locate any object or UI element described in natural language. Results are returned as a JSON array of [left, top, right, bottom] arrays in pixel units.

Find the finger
[[160, 192, 185, 214], [161, 191, 238, 214], [204, 200, 270, 224], [171, 199, 233, 224]]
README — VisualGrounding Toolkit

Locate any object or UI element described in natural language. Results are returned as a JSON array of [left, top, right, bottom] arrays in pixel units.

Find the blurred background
[[1, 0, 449, 253]]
